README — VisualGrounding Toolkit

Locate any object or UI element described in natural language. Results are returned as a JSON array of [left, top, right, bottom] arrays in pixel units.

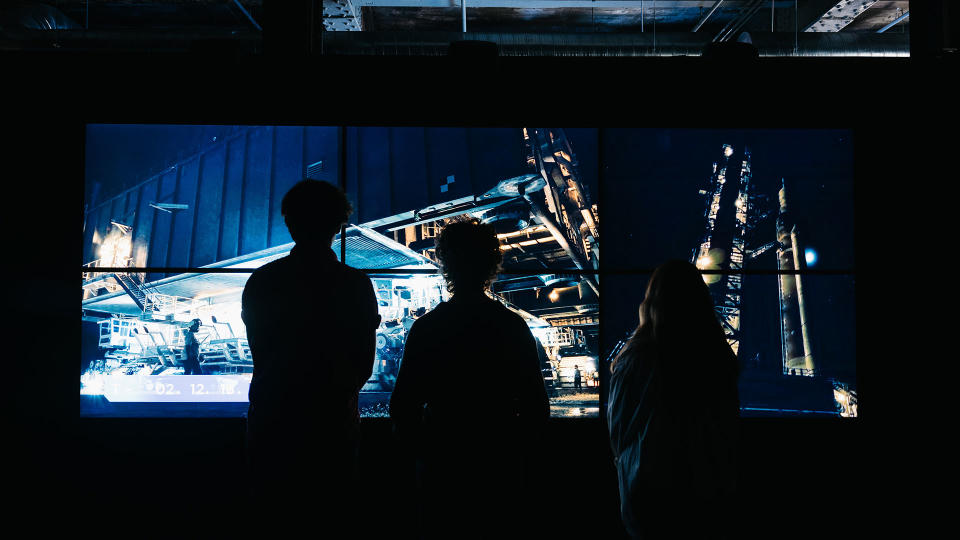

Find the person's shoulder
[[414, 302, 448, 324], [335, 262, 373, 287], [250, 255, 294, 279], [244, 257, 287, 293], [345, 264, 372, 284], [493, 301, 532, 331], [406, 302, 450, 333], [611, 338, 656, 374]]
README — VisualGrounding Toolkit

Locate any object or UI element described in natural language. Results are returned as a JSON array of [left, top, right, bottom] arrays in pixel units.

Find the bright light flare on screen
[[805, 248, 818, 267]]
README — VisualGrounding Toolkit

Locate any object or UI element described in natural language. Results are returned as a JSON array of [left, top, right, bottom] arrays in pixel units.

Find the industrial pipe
[[233, 0, 263, 32], [522, 190, 599, 297], [693, 0, 724, 32], [877, 10, 909, 33]]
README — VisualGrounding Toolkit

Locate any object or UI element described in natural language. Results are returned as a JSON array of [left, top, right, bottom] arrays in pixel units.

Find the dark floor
[[59, 416, 863, 538]]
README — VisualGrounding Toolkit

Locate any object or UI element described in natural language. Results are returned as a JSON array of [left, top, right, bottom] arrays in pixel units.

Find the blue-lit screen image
[[83, 125, 854, 418], [601, 129, 854, 271], [80, 269, 449, 418], [600, 129, 856, 417], [82, 125, 600, 417]]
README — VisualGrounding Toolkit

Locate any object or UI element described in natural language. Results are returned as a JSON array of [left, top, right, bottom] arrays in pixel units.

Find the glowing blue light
[[805, 248, 818, 267]]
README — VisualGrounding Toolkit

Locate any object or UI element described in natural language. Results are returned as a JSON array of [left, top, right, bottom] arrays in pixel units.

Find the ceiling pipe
[[716, 0, 764, 42], [877, 10, 908, 33], [712, 0, 748, 41], [693, 0, 724, 32], [319, 30, 909, 57], [232, 0, 262, 32]]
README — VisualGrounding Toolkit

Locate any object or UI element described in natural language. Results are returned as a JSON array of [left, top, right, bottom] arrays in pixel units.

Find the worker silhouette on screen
[[242, 179, 381, 524], [390, 220, 549, 538], [182, 319, 203, 375]]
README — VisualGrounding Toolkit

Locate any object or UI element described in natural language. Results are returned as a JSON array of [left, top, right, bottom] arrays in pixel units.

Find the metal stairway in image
[[113, 272, 153, 315]]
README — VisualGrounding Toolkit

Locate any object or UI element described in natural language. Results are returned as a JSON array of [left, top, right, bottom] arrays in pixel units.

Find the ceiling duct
[[320, 30, 908, 57]]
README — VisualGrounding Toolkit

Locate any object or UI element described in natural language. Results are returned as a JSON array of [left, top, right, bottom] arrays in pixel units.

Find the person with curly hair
[[390, 219, 549, 538]]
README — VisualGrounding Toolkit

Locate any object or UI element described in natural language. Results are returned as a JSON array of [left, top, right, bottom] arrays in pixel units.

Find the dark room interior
[[8, 1, 955, 537]]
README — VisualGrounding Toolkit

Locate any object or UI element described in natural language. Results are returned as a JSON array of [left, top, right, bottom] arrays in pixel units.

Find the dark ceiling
[[0, 1, 912, 54]]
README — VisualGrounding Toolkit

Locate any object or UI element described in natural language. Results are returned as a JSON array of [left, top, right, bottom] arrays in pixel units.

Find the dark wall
[[13, 43, 952, 535]]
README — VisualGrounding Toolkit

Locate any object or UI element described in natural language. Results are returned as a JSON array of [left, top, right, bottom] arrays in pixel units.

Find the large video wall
[[81, 125, 854, 418]]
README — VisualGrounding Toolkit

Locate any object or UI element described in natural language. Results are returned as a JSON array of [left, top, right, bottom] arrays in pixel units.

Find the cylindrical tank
[[776, 179, 815, 375]]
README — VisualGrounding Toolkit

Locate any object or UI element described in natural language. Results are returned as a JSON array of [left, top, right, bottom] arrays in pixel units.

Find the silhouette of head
[[638, 260, 718, 343], [435, 219, 502, 295], [281, 179, 352, 246], [612, 259, 731, 372], [190, 318, 201, 331]]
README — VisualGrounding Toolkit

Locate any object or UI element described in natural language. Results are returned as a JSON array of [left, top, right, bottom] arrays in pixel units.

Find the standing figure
[[607, 260, 740, 539], [242, 180, 381, 525], [573, 365, 582, 391], [390, 220, 549, 538], [182, 318, 203, 375]]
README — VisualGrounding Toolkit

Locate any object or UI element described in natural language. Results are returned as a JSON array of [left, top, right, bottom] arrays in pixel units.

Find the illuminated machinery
[[356, 127, 600, 396], [692, 144, 754, 357], [81, 316, 253, 393], [692, 146, 818, 378], [516, 128, 600, 295]]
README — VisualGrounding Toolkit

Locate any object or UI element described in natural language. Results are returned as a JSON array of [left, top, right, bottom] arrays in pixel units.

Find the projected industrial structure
[[81, 126, 600, 417], [691, 143, 856, 417]]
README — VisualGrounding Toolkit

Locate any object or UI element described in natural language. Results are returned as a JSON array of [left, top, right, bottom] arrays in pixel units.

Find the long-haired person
[[607, 260, 740, 539], [390, 220, 549, 539]]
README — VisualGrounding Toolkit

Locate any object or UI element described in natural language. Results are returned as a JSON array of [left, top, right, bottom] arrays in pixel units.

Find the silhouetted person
[[607, 260, 739, 539], [182, 318, 203, 375], [242, 179, 380, 524], [390, 220, 549, 539], [573, 364, 582, 391]]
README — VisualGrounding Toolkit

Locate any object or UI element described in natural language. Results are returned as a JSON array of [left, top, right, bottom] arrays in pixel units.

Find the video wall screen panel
[[82, 125, 601, 418], [599, 128, 856, 418], [601, 129, 854, 271], [82, 125, 854, 419]]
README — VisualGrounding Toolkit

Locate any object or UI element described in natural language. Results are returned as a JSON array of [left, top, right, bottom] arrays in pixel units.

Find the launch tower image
[[691, 143, 854, 416]]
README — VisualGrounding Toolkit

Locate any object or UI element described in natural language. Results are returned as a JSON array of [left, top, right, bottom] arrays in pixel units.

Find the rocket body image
[[776, 178, 815, 376]]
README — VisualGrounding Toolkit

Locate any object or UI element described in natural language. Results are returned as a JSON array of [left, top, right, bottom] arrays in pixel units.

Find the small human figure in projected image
[[607, 260, 740, 539], [573, 364, 582, 391], [242, 179, 381, 527], [182, 318, 203, 375], [390, 220, 549, 539]]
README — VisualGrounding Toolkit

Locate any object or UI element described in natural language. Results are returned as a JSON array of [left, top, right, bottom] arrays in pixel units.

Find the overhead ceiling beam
[[803, 0, 878, 32], [350, 0, 720, 7], [323, 0, 363, 31]]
